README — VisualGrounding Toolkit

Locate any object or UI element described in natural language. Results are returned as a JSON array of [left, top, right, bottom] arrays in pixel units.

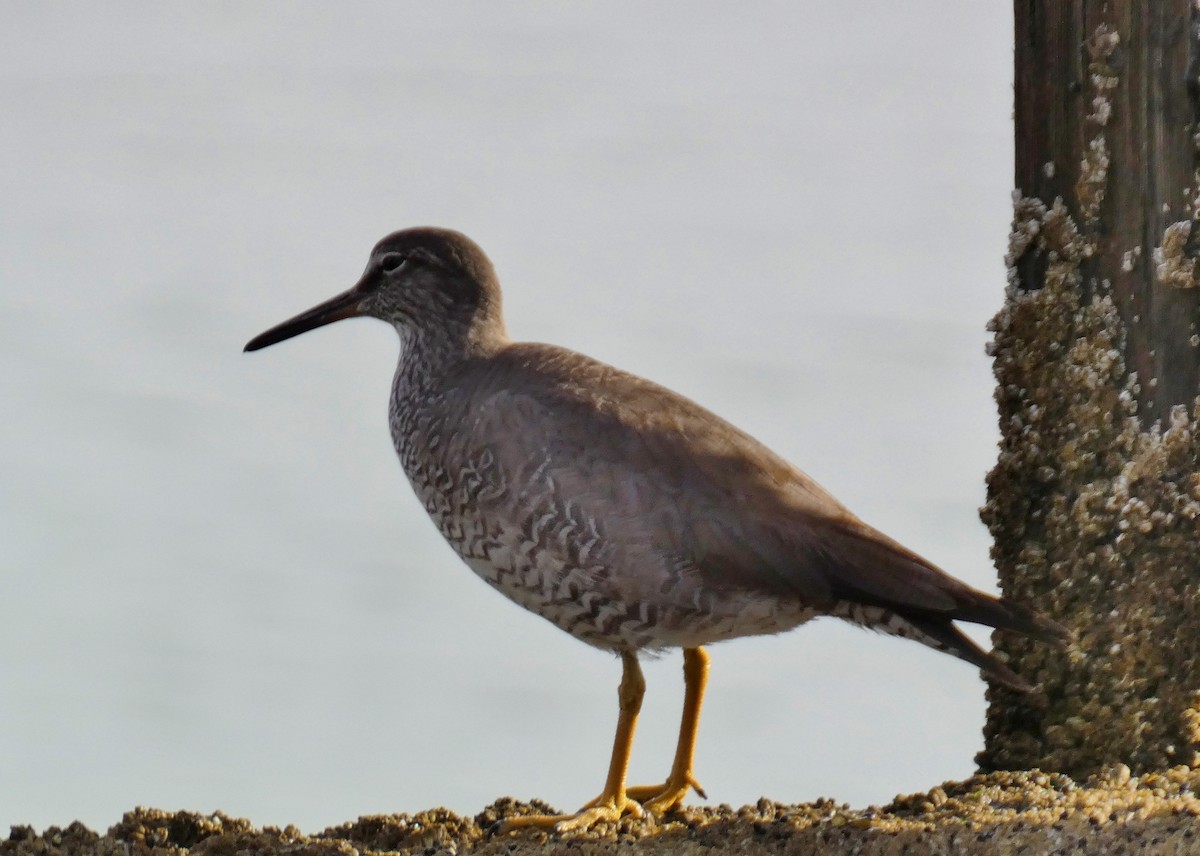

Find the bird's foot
[[624, 772, 706, 815], [495, 791, 644, 834]]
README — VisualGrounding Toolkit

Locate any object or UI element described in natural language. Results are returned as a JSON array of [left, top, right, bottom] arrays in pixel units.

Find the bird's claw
[[625, 772, 706, 814], [495, 792, 644, 835], [555, 795, 643, 832]]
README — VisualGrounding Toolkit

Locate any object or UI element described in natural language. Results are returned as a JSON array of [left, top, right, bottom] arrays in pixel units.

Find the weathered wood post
[[979, 2, 1200, 776]]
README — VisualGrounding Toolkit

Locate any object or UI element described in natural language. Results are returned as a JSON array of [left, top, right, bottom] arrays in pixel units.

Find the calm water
[[2, 2, 1013, 832]]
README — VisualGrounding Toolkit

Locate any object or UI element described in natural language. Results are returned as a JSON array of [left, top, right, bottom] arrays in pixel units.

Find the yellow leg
[[497, 651, 646, 834], [624, 646, 710, 814]]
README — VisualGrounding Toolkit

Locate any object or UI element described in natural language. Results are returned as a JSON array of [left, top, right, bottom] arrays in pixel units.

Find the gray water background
[[1, 2, 1014, 832]]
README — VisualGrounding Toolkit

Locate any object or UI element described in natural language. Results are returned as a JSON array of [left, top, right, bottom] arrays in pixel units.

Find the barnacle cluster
[[1154, 221, 1198, 289], [981, 185, 1200, 777], [1075, 25, 1118, 224]]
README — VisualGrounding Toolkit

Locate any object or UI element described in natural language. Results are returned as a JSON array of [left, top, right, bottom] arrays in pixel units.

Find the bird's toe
[[494, 793, 644, 835], [625, 772, 706, 815]]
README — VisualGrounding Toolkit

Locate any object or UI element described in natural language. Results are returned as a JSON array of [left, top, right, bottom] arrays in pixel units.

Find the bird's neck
[[392, 319, 508, 404]]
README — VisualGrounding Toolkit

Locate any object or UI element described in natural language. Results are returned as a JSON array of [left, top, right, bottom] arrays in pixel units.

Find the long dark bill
[[244, 286, 365, 352]]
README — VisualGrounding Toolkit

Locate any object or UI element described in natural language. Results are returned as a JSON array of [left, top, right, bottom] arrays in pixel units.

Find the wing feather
[[449, 343, 1066, 644]]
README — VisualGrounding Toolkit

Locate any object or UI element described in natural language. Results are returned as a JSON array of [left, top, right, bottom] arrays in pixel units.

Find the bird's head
[[244, 227, 505, 353]]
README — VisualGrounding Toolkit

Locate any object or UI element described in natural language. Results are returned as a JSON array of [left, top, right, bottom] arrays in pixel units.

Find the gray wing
[[452, 344, 1066, 667]]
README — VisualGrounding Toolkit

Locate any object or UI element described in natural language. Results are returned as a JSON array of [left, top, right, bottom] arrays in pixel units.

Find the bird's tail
[[813, 520, 1071, 691], [948, 591, 1071, 648], [898, 612, 1060, 692], [923, 587, 1070, 692]]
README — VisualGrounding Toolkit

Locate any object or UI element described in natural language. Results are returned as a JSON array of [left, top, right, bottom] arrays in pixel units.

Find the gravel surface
[[8, 768, 1200, 855]]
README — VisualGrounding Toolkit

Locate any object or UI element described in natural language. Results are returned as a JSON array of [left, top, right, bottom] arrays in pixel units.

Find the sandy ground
[[8, 768, 1200, 855]]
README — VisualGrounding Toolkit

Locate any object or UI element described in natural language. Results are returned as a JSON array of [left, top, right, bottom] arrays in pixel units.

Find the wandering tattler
[[244, 227, 1069, 833]]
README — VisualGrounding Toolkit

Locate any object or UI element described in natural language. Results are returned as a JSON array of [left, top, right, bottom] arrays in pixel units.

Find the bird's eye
[[380, 253, 407, 272]]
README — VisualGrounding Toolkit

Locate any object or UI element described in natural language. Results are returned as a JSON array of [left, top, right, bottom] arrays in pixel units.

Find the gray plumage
[[246, 226, 1068, 692]]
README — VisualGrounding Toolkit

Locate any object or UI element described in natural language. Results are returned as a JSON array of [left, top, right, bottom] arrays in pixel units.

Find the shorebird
[[244, 227, 1068, 833]]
